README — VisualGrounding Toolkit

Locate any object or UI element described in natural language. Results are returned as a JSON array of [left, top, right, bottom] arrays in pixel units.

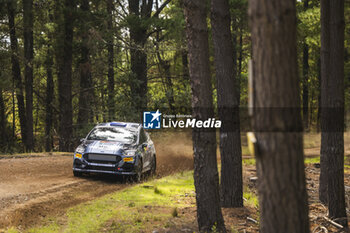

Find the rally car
[[72, 122, 156, 181]]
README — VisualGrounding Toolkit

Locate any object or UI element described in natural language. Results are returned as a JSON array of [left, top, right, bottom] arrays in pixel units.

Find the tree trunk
[[211, 0, 243, 207], [316, 55, 321, 133], [183, 0, 226, 232], [181, 49, 190, 89], [77, 0, 92, 127], [238, 33, 243, 79], [107, 0, 115, 121], [23, 0, 34, 151], [156, 50, 176, 113], [7, 1, 27, 147], [319, 0, 330, 205], [57, 0, 75, 151], [12, 81, 15, 139], [45, 45, 54, 152], [320, 0, 348, 227], [128, 0, 150, 118], [249, 1, 310, 232], [0, 88, 7, 147], [163, 62, 175, 113], [302, 0, 309, 131]]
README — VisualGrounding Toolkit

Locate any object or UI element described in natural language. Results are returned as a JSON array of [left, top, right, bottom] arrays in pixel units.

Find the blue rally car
[[73, 122, 156, 181]]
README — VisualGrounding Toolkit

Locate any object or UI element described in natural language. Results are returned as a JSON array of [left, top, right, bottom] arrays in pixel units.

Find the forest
[[0, 0, 350, 232]]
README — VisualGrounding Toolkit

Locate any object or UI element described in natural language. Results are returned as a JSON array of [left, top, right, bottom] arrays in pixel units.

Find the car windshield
[[87, 127, 137, 144]]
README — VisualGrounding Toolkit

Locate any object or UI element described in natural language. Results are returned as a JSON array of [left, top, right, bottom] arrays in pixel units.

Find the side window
[[139, 128, 147, 144]]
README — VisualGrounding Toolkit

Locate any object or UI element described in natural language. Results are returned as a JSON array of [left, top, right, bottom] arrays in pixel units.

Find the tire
[[73, 171, 82, 177], [150, 155, 156, 176], [133, 160, 143, 183]]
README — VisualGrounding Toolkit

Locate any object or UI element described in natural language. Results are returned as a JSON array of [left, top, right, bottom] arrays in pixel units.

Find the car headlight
[[75, 145, 85, 154], [124, 150, 136, 157]]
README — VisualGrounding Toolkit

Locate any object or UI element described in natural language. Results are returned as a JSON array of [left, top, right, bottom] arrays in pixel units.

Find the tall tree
[[7, 1, 27, 147], [0, 89, 8, 148], [249, 0, 310, 232], [127, 0, 171, 118], [57, 0, 75, 151], [45, 6, 55, 152], [183, 0, 226, 232], [211, 0, 243, 207], [77, 0, 93, 126], [302, 0, 309, 130], [107, 0, 115, 121], [45, 48, 54, 152], [319, 0, 348, 227], [318, 0, 330, 203], [23, 0, 34, 151], [128, 0, 152, 116]]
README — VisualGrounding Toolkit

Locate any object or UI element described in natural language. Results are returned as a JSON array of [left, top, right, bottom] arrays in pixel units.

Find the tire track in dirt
[[0, 132, 194, 230]]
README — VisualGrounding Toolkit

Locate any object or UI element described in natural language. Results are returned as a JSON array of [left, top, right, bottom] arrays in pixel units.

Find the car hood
[[83, 141, 133, 155]]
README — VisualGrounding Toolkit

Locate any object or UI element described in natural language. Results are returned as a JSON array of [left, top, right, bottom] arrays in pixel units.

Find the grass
[[8, 172, 195, 233], [243, 158, 256, 165], [243, 187, 259, 208], [304, 157, 320, 164]]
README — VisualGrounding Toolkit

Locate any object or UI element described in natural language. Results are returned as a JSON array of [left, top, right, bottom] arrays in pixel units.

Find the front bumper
[[73, 156, 138, 175]]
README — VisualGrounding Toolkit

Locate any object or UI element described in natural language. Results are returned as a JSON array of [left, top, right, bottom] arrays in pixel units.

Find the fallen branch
[[323, 216, 344, 229], [312, 225, 328, 233], [247, 217, 258, 224]]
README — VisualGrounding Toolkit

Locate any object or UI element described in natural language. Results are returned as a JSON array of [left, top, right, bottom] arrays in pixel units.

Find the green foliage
[[298, 7, 321, 48]]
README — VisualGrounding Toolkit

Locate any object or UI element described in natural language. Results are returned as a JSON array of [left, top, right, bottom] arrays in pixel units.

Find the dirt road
[[0, 132, 194, 230]]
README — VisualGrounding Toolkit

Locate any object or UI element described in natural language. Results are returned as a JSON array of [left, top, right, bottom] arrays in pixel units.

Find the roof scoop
[[109, 122, 127, 127]]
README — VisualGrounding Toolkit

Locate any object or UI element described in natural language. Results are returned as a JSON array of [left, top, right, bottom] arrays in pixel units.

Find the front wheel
[[133, 160, 143, 183], [150, 155, 156, 176], [73, 170, 82, 177]]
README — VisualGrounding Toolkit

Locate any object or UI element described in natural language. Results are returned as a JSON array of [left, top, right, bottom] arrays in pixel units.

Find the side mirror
[[80, 138, 85, 143]]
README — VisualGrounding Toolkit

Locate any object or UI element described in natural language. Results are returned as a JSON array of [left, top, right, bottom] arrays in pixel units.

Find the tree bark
[[320, 0, 348, 227], [23, 0, 34, 151], [7, 1, 27, 147], [183, 0, 226, 232], [238, 33, 243, 79], [316, 55, 321, 133], [57, 0, 75, 151], [319, 0, 330, 205], [45, 8, 54, 152], [156, 49, 176, 113], [77, 0, 92, 127], [182, 49, 190, 88], [45, 45, 54, 152], [249, 1, 310, 232], [128, 0, 151, 117], [211, 0, 243, 207], [0, 88, 7, 148], [107, 0, 115, 121], [302, 0, 309, 131]]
